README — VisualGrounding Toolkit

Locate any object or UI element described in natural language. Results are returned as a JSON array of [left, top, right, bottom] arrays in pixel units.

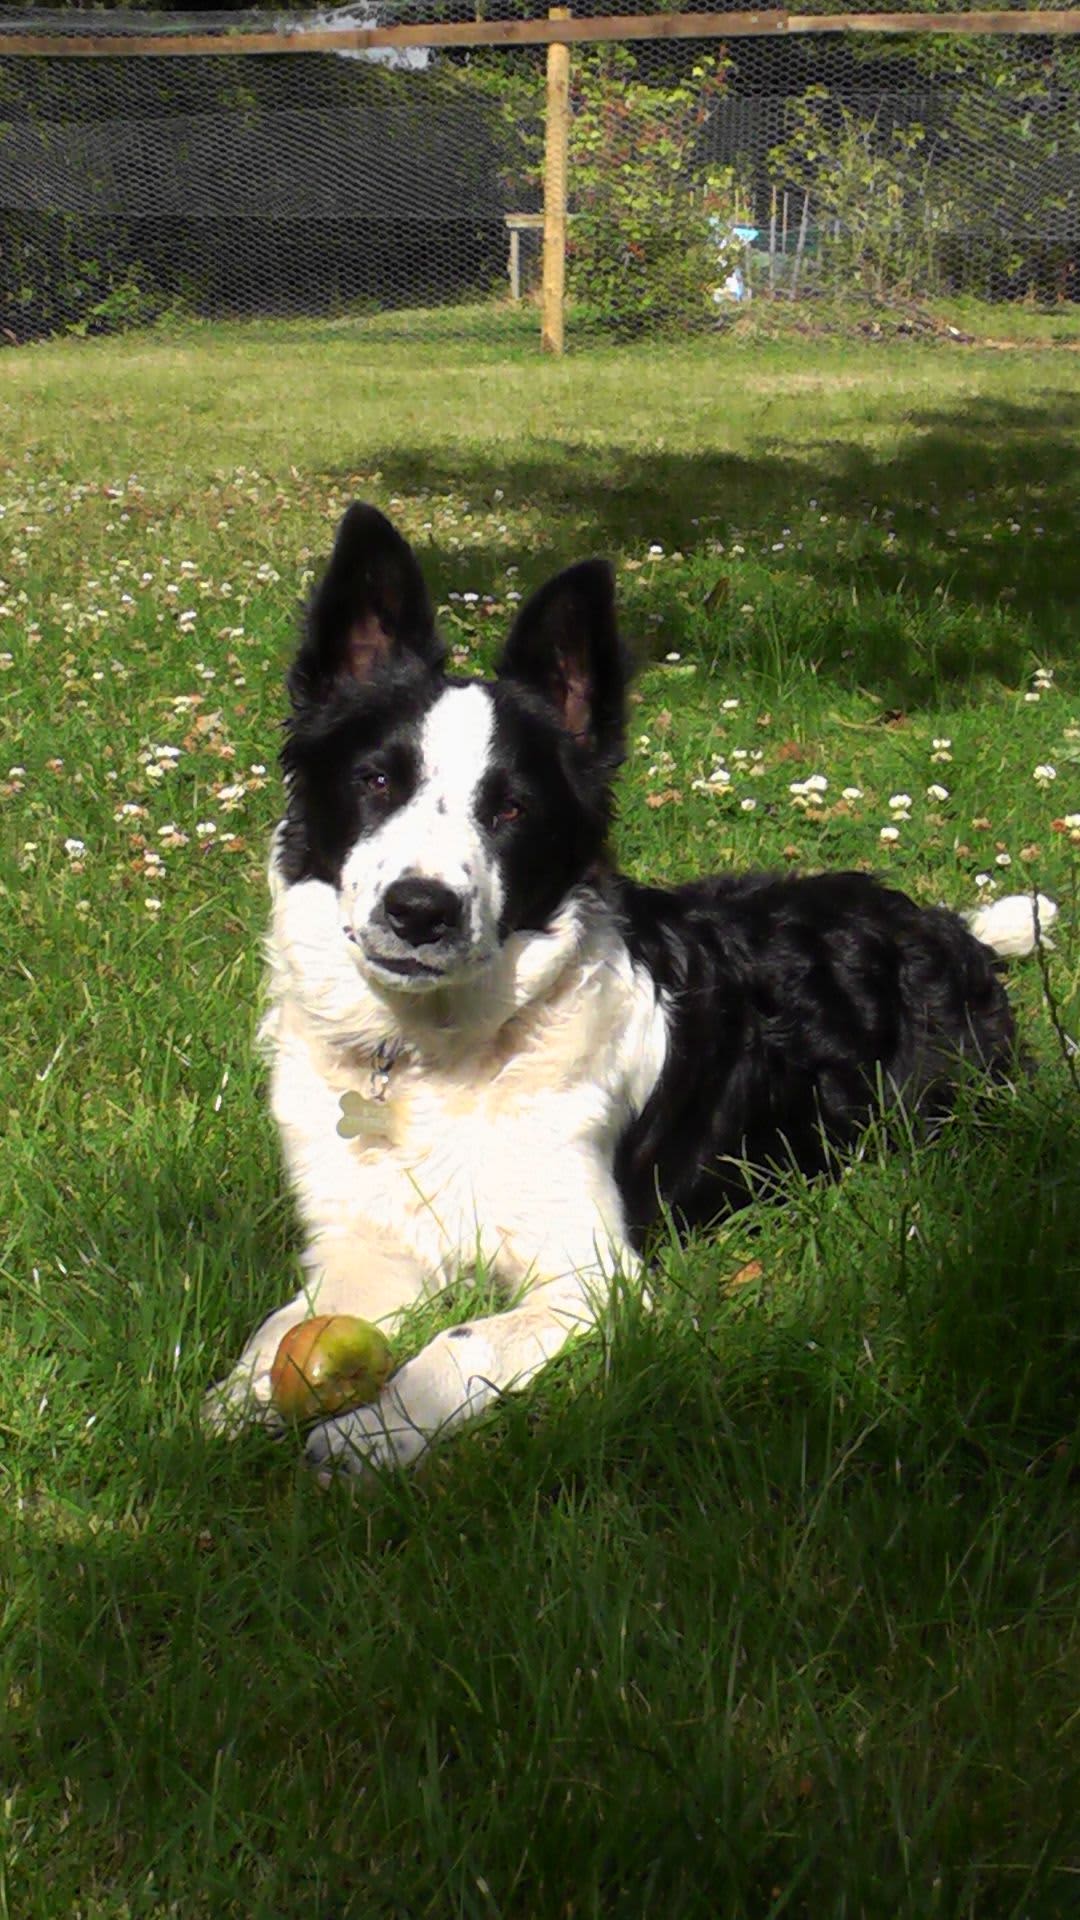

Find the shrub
[[566, 48, 737, 337], [768, 84, 939, 301]]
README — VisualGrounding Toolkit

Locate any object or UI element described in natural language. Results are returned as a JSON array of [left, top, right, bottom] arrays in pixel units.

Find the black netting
[[2, 5, 1079, 343]]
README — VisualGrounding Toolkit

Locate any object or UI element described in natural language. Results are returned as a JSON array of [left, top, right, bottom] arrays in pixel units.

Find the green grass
[[1, 308, 1079, 1919]]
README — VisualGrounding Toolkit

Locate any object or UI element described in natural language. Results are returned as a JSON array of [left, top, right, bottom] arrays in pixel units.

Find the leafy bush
[[0, 212, 195, 342], [913, 40, 1080, 301], [769, 85, 940, 301], [566, 48, 737, 337]]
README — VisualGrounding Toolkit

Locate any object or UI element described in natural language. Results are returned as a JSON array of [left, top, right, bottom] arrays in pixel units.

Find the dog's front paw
[[303, 1392, 427, 1483], [201, 1368, 286, 1438]]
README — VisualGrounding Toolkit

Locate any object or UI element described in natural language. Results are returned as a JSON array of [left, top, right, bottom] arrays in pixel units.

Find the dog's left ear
[[496, 559, 628, 762]]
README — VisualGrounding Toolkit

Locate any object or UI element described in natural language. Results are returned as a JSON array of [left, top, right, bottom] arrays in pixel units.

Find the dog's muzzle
[[354, 876, 475, 988]]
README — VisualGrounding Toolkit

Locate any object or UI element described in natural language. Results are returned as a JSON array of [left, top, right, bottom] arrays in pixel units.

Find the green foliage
[[566, 48, 737, 338], [913, 40, 1080, 302], [770, 49, 1080, 307], [457, 49, 545, 213], [83, 267, 189, 337], [0, 211, 194, 342], [769, 85, 940, 301]]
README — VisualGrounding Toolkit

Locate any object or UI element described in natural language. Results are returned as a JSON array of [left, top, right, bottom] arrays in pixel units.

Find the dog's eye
[[491, 797, 523, 829], [356, 766, 390, 797]]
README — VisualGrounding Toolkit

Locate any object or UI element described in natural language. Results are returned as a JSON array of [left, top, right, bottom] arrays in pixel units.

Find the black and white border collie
[[205, 503, 1049, 1477]]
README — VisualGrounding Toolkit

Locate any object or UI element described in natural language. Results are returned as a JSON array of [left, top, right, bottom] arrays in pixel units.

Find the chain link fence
[[2, 3, 1080, 346]]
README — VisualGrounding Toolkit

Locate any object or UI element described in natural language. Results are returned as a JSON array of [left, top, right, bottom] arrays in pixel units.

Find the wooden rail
[[3, 12, 1080, 58]]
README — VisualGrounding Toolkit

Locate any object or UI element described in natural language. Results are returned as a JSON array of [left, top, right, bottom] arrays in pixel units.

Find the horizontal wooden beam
[[3, 12, 1080, 59]]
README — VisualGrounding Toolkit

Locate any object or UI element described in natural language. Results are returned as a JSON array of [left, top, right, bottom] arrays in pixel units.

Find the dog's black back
[[612, 868, 1015, 1237]]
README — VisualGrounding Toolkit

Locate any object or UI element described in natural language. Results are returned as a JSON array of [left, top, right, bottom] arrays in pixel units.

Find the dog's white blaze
[[418, 682, 496, 830], [340, 684, 503, 956]]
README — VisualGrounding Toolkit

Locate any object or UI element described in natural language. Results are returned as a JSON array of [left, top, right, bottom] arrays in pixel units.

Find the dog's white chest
[[351, 1066, 608, 1273], [267, 913, 666, 1286]]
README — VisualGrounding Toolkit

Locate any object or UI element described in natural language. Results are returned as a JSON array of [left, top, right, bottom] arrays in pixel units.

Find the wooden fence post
[[542, 6, 571, 354]]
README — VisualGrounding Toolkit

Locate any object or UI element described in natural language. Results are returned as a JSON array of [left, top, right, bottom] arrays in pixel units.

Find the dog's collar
[[337, 1036, 409, 1141]]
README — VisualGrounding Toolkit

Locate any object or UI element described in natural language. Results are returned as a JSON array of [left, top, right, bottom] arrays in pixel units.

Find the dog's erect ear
[[496, 559, 628, 760], [298, 503, 442, 691]]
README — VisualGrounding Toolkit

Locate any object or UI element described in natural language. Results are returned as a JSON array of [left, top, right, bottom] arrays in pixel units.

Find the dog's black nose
[[382, 877, 463, 948]]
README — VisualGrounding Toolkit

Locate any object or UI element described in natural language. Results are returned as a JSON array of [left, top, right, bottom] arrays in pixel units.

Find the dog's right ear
[[293, 503, 443, 696]]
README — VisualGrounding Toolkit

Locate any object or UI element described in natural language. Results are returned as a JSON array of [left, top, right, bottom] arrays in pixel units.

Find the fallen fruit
[[269, 1314, 394, 1423]]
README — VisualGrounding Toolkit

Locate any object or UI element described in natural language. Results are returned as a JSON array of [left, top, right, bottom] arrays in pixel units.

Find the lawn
[[1, 309, 1078, 1919]]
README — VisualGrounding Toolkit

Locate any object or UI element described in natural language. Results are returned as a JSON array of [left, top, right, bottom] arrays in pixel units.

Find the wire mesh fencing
[[2, 3, 1080, 348]]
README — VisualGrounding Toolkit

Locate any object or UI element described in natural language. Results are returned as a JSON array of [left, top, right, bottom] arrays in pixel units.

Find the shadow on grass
[[326, 391, 1080, 702]]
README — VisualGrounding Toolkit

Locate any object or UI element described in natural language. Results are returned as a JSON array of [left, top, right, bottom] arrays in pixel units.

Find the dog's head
[[279, 503, 630, 994]]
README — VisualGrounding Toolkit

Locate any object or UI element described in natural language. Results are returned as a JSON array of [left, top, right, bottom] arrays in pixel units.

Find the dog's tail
[[964, 892, 1058, 959]]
